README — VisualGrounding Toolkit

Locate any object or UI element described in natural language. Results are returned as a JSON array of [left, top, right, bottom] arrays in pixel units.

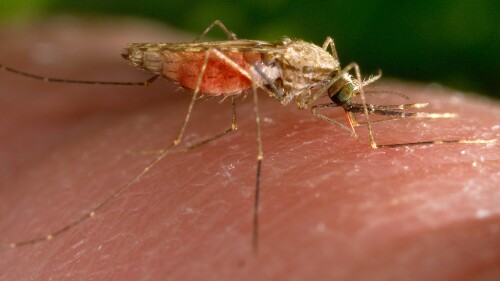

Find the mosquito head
[[328, 74, 357, 106]]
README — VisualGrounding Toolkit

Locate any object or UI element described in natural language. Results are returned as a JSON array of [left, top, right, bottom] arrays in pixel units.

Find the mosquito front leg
[[335, 62, 378, 148], [321, 37, 339, 62], [301, 61, 377, 146], [194, 20, 238, 42]]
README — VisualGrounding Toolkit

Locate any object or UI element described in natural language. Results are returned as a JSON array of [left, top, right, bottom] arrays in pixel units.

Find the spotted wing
[[126, 40, 285, 54]]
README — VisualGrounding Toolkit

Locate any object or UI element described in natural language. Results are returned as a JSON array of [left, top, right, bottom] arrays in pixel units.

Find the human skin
[[0, 18, 499, 281]]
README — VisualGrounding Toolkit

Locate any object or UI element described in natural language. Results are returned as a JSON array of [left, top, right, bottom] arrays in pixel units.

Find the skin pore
[[0, 18, 499, 281]]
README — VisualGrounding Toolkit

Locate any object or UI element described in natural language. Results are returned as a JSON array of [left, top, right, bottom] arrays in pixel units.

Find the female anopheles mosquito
[[0, 20, 494, 253]]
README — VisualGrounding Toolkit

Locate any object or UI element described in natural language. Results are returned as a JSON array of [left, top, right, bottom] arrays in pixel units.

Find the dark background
[[1, 0, 498, 98]]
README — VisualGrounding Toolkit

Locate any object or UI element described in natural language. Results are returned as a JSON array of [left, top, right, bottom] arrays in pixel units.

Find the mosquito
[[0, 20, 494, 253]]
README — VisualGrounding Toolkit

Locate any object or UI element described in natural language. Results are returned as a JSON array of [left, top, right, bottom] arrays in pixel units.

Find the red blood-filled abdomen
[[163, 51, 261, 96]]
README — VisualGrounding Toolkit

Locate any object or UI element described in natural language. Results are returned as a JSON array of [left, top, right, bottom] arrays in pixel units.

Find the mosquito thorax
[[275, 38, 340, 107]]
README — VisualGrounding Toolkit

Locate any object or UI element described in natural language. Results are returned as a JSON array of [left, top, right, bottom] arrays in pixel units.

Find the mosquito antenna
[[0, 64, 159, 86]]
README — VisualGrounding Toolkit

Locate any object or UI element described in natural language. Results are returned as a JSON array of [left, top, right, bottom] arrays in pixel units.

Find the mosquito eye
[[338, 83, 354, 102], [330, 83, 354, 105]]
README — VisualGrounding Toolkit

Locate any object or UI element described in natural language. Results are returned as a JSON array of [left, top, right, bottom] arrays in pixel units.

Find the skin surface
[[0, 18, 499, 281]]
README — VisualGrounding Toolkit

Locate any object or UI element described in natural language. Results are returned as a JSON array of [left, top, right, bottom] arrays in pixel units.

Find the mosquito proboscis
[[0, 20, 495, 253]]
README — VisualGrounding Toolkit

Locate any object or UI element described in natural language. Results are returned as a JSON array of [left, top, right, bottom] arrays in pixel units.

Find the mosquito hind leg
[[1, 49, 241, 249], [194, 20, 238, 42]]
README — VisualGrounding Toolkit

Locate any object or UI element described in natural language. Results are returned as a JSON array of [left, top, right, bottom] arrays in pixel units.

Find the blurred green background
[[1, 0, 498, 97]]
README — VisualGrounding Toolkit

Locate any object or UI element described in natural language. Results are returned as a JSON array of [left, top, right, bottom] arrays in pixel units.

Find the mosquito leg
[[191, 50, 264, 254], [248, 66, 263, 255], [321, 37, 339, 62], [343, 62, 378, 148], [342, 104, 496, 148], [1, 145, 176, 249], [1, 52, 212, 249], [0, 49, 216, 249], [194, 20, 238, 42], [170, 96, 238, 154], [311, 103, 358, 138], [320, 36, 383, 94], [173, 49, 264, 254], [132, 47, 255, 155], [0, 63, 160, 86], [174, 51, 264, 254], [302, 62, 364, 108], [303, 62, 376, 147]]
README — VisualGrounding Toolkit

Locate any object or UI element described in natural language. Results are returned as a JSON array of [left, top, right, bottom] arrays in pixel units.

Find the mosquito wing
[[126, 39, 285, 54]]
